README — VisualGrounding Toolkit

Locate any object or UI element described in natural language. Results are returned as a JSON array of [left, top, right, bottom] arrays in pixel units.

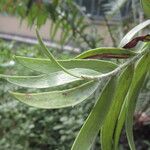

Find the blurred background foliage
[[0, 0, 146, 49], [0, 40, 95, 150], [0, 0, 149, 150]]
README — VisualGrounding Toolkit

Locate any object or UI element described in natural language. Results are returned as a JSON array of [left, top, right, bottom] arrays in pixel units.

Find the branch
[[81, 43, 149, 81]]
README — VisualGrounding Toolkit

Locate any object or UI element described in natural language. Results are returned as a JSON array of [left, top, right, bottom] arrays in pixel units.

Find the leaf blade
[[15, 56, 118, 74], [71, 77, 117, 150], [114, 52, 150, 150], [119, 20, 150, 47], [36, 29, 81, 78], [125, 53, 150, 150], [114, 99, 127, 150], [101, 64, 134, 150], [75, 47, 136, 59], [6, 68, 99, 89], [10, 81, 99, 109]]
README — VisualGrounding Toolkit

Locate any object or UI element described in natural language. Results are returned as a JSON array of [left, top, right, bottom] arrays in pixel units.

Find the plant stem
[[81, 43, 149, 80]]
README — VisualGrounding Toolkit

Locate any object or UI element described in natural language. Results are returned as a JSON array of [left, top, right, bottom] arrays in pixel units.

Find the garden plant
[[0, 0, 150, 150]]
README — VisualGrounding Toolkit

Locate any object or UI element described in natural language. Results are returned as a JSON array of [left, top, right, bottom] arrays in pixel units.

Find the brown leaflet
[[123, 34, 150, 49]]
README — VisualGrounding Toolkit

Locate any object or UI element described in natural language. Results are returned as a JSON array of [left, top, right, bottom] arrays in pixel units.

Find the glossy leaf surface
[[101, 65, 134, 150], [6, 68, 99, 89], [15, 56, 117, 74], [37, 29, 82, 78], [119, 20, 150, 47], [114, 99, 127, 150], [125, 53, 150, 150], [10, 81, 99, 109], [114, 52, 150, 150], [71, 77, 117, 150], [75, 47, 136, 59]]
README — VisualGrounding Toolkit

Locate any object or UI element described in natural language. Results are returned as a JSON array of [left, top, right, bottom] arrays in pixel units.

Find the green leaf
[[15, 56, 118, 74], [36, 29, 81, 78], [6, 68, 99, 89], [125, 53, 150, 150], [71, 76, 117, 150], [101, 64, 134, 150], [114, 99, 127, 150], [10, 81, 99, 109], [75, 47, 137, 59], [140, 0, 150, 18], [119, 20, 150, 47], [114, 53, 150, 150]]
